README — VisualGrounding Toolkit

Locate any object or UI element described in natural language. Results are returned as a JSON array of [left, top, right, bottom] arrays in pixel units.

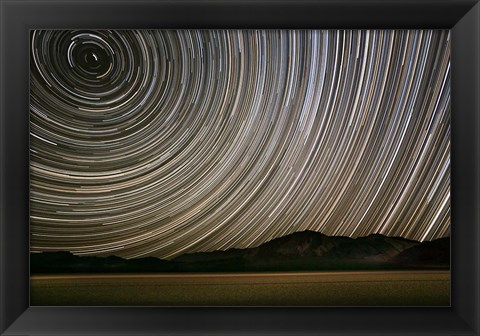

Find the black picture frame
[[1, 0, 479, 335]]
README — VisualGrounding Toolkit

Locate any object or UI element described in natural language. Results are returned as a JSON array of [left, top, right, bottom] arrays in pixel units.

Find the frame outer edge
[[452, 2, 480, 334], [475, 3, 479, 334], [1, 0, 6, 334], [1, 0, 480, 335], [1, 1, 30, 334]]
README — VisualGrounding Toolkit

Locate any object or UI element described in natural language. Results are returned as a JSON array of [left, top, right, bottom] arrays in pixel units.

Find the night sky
[[30, 30, 451, 259]]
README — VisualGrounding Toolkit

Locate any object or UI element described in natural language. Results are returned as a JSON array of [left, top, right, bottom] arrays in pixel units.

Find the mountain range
[[31, 230, 450, 274]]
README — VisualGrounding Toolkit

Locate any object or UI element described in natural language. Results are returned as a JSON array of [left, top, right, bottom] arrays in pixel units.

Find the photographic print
[[29, 29, 450, 306]]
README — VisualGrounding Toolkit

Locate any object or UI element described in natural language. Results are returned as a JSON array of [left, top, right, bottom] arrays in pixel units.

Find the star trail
[[30, 30, 451, 259]]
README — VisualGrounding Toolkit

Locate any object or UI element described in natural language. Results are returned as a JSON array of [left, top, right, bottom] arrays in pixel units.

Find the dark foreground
[[31, 270, 449, 306]]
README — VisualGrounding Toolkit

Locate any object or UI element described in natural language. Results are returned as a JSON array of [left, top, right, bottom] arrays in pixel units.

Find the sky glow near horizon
[[30, 30, 451, 259]]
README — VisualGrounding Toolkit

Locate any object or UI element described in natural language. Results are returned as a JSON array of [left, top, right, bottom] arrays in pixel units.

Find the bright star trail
[[29, 30, 451, 259]]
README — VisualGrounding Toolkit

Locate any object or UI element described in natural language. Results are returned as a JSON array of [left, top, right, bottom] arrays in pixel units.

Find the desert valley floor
[[31, 270, 449, 306]]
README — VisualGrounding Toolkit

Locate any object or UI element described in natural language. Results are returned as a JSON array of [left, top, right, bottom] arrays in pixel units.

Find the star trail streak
[[30, 30, 451, 259]]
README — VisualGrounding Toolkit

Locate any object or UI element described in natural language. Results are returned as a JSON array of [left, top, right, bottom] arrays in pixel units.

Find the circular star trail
[[30, 30, 451, 259]]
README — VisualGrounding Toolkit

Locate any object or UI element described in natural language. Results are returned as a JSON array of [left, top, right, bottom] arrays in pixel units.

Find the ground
[[30, 270, 450, 306]]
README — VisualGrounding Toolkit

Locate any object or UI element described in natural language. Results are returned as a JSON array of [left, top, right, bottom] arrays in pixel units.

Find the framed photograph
[[1, 0, 479, 335]]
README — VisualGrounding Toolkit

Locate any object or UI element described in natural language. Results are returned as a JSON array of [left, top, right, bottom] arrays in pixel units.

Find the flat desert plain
[[30, 270, 449, 306]]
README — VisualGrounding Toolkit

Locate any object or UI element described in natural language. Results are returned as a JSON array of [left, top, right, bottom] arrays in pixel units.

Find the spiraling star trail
[[30, 30, 451, 259]]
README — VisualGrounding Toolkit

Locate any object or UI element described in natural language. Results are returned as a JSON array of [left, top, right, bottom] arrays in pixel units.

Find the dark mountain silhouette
[[31, 231, 450, 274], [322, 234, 418, 262], [172, 230, 350, 263], [390, 237, 450, 267], [243, 230, 353, 259], [30, 251, 176, 274]]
